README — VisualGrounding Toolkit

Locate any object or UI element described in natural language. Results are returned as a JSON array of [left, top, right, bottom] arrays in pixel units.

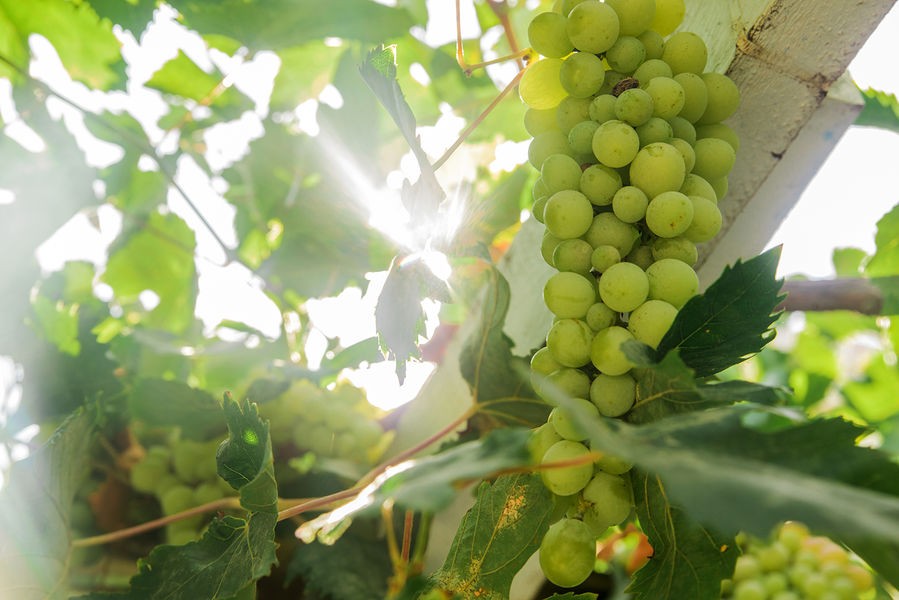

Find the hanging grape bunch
[[522, 0, 740, 588]]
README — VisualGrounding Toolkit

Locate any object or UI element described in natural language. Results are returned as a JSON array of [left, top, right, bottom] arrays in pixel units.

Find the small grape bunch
[[721, 522, 875, 600]]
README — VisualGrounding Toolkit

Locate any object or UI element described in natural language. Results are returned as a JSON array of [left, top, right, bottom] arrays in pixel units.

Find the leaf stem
[[461, 49, 532, 76], [383, 501, 402, 567], [409, 512, 433, 571], [487, 0, 526, 71], [401, 509, 414, 563]]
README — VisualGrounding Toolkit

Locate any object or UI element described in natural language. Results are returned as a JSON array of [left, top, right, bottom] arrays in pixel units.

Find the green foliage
[[128, 378, 225, 440], [855, 86, 899, 134], [146, 51, 252, 112]]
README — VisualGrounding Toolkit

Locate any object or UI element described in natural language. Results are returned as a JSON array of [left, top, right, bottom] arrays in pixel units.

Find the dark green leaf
[[243, 379, 290, 404], [855, 87, 899, 134], [656, 247, 784, 377], [217, 395, 278, 514], [128, 378, 225, 440], [430, 474, 555, 599]]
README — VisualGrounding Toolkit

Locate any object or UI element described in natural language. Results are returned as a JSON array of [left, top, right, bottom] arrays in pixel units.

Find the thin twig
[[401, 509, 414, 564], [778, 278, 892, 315], [487, 0, 526, 71], [383, 501, 402, 567]]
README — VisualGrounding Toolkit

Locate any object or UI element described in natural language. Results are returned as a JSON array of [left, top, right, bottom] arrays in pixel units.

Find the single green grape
[[590, 325, 636, 375], [541, 230, 563, 266], [130, 459, 167, 494], [561, 51, 606, 98], [568, 120, 600, 155], [529, 130, 574, 170], [538, 518, 597, 588], [646, 257, 699, 308], [645, 76, 685, 120], [543, 153, 583, 194], [635, 116, 673, 147], [530, 347, 564, 393], [615, 87, 654, 127], [557, 96, 594, 134], [582, 471, 633, 530], [566, 0, 620, 54], [520, 58, 568, 110], [579, 163, 621, 206], [638, 29, 664, 60], [633, 58, 672, 86], [591, 245, 621, 274], [733, 554, 763, 582], [528, 422, 563, 464], [193, 482, 221, 506], [554, 238, 594, 276], [605, 0, 654, 35], [668, 115, 697, 144], [630, 143, 685, 199], [532, 195, 549, 223], [528, 11, 575, 58], [544, 190, 594, 239], [684, 195, 722, 242], [696, 122, 740, 151], [589, 373, 636, 417], [547, 319, 594, 367], [585, 302, 617, 331], [680, 173, 718, 202], [550, 397, 600, 441], [649, 0, 685, 36], [160, 485, 196, 516], [625, 245, 654, 270], [172, 440, 203, 483], [733, 579, 767, 600], [674, 72, 708, 123], [693, 137, 736, 180], [592, 119, 640, 168], [612, 186, 649, 223], [583, 212, 639, 258], [544, 271, 596, 318], [628, 299, 677, 348], [605, 35, 646, 74], [589, 94, 618, 123], [650, 235, 697, 265], [697, 72, 740, 124], [645, 190, 694, 238], [525, 107, 561, 137], [540, 440, 595, 496], [661, 31, 708, 74], [544, 368, 592, 401], [594, 451, 633, 474], [560, 0, 588, 15], [599, 262, 648, 313], [669, 137, 695, 173], [709, 175, 728, 201]]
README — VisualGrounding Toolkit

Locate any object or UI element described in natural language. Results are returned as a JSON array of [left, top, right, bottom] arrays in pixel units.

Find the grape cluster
[[262, 379, 390, 466], [130, 439, 234, 545], [721, 522, 875, 600], [523, 0, 740, 588]]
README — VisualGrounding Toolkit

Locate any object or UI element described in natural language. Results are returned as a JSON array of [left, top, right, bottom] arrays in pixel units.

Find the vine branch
[[778, 278, 894, 315]]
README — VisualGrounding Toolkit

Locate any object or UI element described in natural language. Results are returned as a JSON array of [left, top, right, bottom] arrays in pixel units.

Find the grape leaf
[[146, 51, 251, 112], [0, 409, 94, 600], [128, 378, 225, 440], [865, 203, 899, 300], [429, 474, 555, 600], [627, 471, 737, 600], [656, 247, 785, 377], [87, 0, 158, 36], [855, 86, 899, 134]]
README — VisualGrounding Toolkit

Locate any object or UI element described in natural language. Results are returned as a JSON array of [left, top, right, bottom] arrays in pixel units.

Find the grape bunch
[[721, 522, 875, 600], [130, 439, 234, 545], [522, 0, 740, 588]]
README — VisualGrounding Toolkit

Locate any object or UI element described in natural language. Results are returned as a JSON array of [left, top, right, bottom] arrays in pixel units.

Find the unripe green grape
[[566, 1, 620, 54], [543, 153, 583, 194], [646, 257, 699, 308], [669, 137, 695, 173], [547, 319, 594, 367], [605, 36, 646, 74], [333, 431, 357, 458], [597, 69, 627, 96], [645, 190, 693, 238], [542, 231, 563, 265], [130, 459, 167, 494], [544, 190, 594, 239], [633, 59, 672, 86], [533, 195, 549, 223], [568, 120, 600, 155], [615, 87, 654, 126], [693, 137, 736, 180], [829, 576, 856, 600], [579, 163, 622, 205], [673, 72, 708, 123], [644, 77, 685, 120], [590, 373, 636, 416], [550, 397, 600, 441], [531, 347, 564, 394], [594, 451, 633, 475], [697, 72, 740, 124], [540, 441, 595, 496], [324, 405, 352, 430], [557, 96, 593, 134], [554, 238, 594, 276], [763, 572, 789, 595], [668, 115, 696, 144], [592, 119, 640, 168], [529, 130, 574, 170], [161, 485, 195, 516], [561, 0, 588, 16], [612, 185, 649, 223], [605, 0, 654, 35], [845, 565, 873, 593], [172, 441, 203, 483], [528, 12, 575, 58], [635, 116, 673, 146], [586, 302, 617, 331], [545, 368, 592, 401], [590, 325, 636, 375], [146, 445, 172, 464], [650, 235, 697, 265], [155, 474, 180, 497], [529, 422, 563, 463], [353, 419, 384, 449], [757, 541, 791, 571], [638, 29, 664, 60], [520, 58, 568, 110], [591, 244, 620, 273], [684, 195, 722, 242], [661, 31, 708, 74], [770, 592, 801, 600], [544, 271, 596, 318], [733, 579, 766, 600], [525, 107, 561, 137], [680, 173, 717, 202], [709, 175, 728, 201], [733, 554, 762, 582], [194, 482, 221, 506], [800, 572, 829, 598], [194, 450, 219, 482], [534, 177, 550, 202], [589, 94, 618, 122], [650, 0, 685, 35], [561, 52, 606, 98], [582, 471, 633, 529], [625, 245, 654, 270], [630, 142, 685, 198], [696, 122, 740, 151], [583, 212, 639, 257], [628, 299, 677, 348], [538, 518, 596, 587]]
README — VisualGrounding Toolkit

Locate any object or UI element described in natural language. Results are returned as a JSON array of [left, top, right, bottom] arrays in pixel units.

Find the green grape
[[777, 522, 808, 553], [693, 137, 736, 179], [538, 518, 597, 588], [561, 0, 588, 15], [582, 472, 633, 530], [155, 475, 180, 497], [541, 231, 563, 265], [520, 58, 568, 109], [161, 485, 196, 516], [556, 96, 593, 134], [597, 69, 627, 96], [733, 579, 767, 600], [650, 0, 685, 35], [525, 107, 561, 136], [612, 186, 649, 223], [533, 195, 549, 223], [529, 422, 563, 463], [324, 405, 353, 430], [668, 115, 696, 144], [614, 87, 654, 126], [638, 29, 664, 60], [172, 441, 203, 483], [194, 450, 219, 482], [661, 31, 708, 74], [632, 58, 672, 85], [697, 72, 740, 124], [757, 541, 791, 571], [530, 130, 574, 170], [547, 319, 594, 367], [334, 432, 357, 459], [605, 0, 654, 35], [630, 142, 685, 198], [594, 451, 633, 474], [669, 137, 695, 172], [592, 119, 640, 168], [353, 419, 384, 449], [769, 593, 800, 600], [308, 427, 334, 454], [566, 0, 620, 54], [628, 299, 677, 348], [146, 445, 172, 464], [625, 245, 654, 270], [560, 52, 605, 98], [644, 76, 685, 119], [599, 262, 648, 312], [544, 271, 596, 318], [130, 459, 167, 494], [799, 572, 829, 598], [580, 163, 622, 205], [645, 190, 693, 238], [646, 257, 699, 308], [534, 177, 550, 201], [680, 172, 717, 202], [763, 572, 789, 595], [651, 235, 697, 265], [545, 368, 592, 401], [586, 302, 617, 331], [590, 244, 620, 273], [696, 122, 740, 151], [530, 347, 564, 393], [584, 212, 639, 257], [550, 397, 600, 441], [568, 120, 600, 155], [605, 36, 646, 74], [709, 175, 728, 201], [544, 190, 594, 239], [673, 72, 708, 123], [553, 238, 594, 275], [540, 441, 595, 496], [590, 325, 636, 375], [194, 482, 221, 506], [528, 12, 575, 58], [684, 195, 722, 242], [589, 94, 618, 122], [733, 554, 763, 581], [635, 116, 673, 146], [304, 395, 329, 424], [543, 153, 583, 193], [589, 373, 635, 417]]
